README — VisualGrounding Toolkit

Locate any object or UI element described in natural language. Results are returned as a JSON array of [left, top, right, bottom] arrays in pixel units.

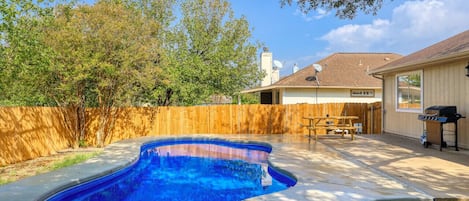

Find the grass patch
[[50, 152, 101, 170], [0, 150, 102, 186], [0, 178, 13, 185]]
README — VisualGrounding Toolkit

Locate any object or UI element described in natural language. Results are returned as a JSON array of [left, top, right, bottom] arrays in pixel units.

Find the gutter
[[371, 73, 383, 80], [370, 73, 385, 134], [242, 85, 382, 94]]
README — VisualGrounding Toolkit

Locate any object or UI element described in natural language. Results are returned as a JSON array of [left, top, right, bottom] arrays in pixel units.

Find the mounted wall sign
[[350, 89, 375, 97]]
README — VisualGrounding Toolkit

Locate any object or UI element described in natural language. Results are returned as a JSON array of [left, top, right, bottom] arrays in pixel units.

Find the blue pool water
[[47, 139, 296, 201]]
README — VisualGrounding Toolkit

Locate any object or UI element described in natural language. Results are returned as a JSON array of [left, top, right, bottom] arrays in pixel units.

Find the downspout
[[372, 73, 385, 134]]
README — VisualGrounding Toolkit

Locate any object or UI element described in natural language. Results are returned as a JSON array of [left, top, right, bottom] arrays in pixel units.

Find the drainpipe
[[371, 73, 385, 134]]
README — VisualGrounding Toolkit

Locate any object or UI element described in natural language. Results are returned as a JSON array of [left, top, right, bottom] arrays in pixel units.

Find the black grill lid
[[425, 105, 457, 116]]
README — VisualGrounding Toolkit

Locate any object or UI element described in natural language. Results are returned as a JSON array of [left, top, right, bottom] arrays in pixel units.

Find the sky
[[228, 0, 469, 76]]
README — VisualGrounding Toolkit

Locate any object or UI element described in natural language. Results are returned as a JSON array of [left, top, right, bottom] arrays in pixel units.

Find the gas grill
[[418, 106, 465, 151]]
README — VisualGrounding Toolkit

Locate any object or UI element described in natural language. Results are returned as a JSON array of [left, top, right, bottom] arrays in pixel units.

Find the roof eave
[[240, 86, 276, 93], [369, 51, 469, 75]]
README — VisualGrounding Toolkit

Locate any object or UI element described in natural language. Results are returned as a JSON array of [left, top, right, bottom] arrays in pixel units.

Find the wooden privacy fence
[[0, 103, 381, 165], [0, 107, 75, 166]]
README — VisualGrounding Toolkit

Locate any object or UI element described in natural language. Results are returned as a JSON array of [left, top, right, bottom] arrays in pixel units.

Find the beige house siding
[[382, 60, 469, 149], [281, 88, 382, 104]]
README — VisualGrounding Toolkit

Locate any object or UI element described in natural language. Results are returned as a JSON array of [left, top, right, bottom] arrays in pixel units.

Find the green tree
[[0, 0, 55, 106], [120, 0, 176, 106], [45, 1, 165, 147], [1, 0, 262, 147], [235, 93, 260, 104], [164, 0, 262, 105], [280, 0, 388, 19]]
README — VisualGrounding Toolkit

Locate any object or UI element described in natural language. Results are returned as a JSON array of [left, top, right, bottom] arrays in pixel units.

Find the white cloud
[[294, 9, 313, 22], [314, 8, 329, 19], [294, 8, 329, 22], [319, 0, 469, 55], [321, 19, 390, 52]]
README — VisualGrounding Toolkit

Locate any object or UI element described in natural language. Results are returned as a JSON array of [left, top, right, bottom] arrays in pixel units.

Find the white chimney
[[271, 68, 279, 84], [260, 47, 272, 87]]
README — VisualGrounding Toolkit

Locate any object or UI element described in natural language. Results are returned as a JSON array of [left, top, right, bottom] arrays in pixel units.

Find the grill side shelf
[[418, 114, 447, 122]]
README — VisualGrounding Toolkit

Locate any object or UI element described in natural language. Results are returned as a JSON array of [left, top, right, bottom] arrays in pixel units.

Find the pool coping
[[0, 134, 435, 201]]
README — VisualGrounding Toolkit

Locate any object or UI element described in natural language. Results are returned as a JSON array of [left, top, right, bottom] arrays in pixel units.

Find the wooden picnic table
[[302, 116, 359, 141]]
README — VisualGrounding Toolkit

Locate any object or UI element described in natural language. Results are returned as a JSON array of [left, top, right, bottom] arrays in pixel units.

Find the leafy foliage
[[165, 0, 262, 105], [44, 1, 166, 146], [280, 0, 387, 19], [236, 93, 260, 104], [0, 0, 56, 106], [0, 0, 262, 146]]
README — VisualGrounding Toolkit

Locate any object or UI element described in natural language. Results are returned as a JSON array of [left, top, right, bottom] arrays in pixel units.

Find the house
[[243, 52, 402, 104], [369, 30, 469, 149]]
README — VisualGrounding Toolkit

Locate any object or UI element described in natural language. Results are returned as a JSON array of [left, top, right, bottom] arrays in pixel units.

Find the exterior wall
[[273, 89, 280, 104], [382, 75, 423, 137], [281, 88, 382, 104], [382, 60, 469, 149]]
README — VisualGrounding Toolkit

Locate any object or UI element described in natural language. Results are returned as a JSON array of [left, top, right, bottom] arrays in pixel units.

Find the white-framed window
[[396, 70, 423, 113]]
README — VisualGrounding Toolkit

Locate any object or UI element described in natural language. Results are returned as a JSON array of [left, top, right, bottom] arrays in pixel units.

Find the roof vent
[[293, 63, 299, 73]]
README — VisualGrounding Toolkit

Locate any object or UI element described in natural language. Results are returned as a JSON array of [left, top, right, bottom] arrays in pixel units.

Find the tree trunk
[[96, 126, 104, 148], [96, 113, 107, 148], [56, 104, 80, 149]]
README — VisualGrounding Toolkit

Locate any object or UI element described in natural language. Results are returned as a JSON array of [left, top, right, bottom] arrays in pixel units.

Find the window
[[396, 70, 422, 112]]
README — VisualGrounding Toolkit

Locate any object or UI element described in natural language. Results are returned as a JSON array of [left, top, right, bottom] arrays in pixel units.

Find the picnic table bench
[[302, 116, 359, 141]]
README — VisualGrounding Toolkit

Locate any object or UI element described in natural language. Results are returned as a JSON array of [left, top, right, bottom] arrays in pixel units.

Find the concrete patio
[[0, 133, 468, 201], [247, 134, 469, 201]]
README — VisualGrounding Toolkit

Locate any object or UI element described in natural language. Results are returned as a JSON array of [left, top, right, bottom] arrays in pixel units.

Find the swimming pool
[[46, 138, 296, 201]]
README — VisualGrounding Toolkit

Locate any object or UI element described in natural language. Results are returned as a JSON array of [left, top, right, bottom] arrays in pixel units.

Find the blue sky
[[229, 0, 469, 76], [79, 0, 469, 76]]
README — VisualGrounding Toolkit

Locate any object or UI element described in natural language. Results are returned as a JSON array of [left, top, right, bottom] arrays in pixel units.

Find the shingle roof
[[273, 53, 402, 88], [370, 29, 469, 74]]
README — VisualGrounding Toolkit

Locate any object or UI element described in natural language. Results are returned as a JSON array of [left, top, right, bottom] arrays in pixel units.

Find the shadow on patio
[[319, 133, 469, 199]]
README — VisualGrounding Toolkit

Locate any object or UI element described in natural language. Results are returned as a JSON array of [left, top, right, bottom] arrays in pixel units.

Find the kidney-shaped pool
[[46, 138, 296, 201]]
